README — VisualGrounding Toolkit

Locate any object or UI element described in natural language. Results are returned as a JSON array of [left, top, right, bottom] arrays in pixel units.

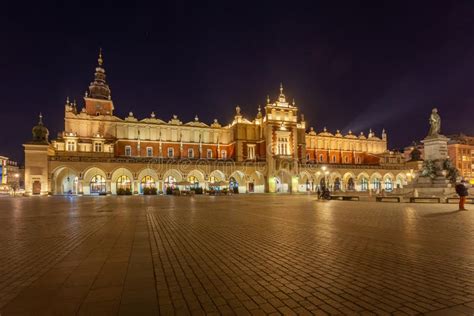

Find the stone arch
[[272, 169, 292, 193], [162, 169, 183, 192], [162, 169, 183, 182], [247, 170, 265, 193], [209, 169, 226, 182], [298, 170, 313, 192], [342, 172, 356, 191], [314, 171, 324, 185], [356, 172, 370, 192], [137, 168, 159, 194], [382, 172, 395, 192], [82, 166, 107, 195], [395, 172, 407, 189], [229, 170, 246, 193], [186, 169, 205, 188], [369, 172, 383, 192], [51, 166, 80, 195], [110, 167, 135, 195], [329, 171, 343, 192]]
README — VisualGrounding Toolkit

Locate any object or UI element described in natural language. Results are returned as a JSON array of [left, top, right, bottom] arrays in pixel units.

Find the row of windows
[[66, 141, 104, 152], [306, 153, 362, 164], [124, 146, 227, 159]]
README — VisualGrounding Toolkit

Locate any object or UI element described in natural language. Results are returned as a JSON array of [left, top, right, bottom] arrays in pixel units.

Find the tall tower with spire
[[84, 49, 114, 116]]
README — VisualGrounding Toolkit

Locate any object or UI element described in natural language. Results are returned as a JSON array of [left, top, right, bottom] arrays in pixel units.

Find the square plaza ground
[[0, 195, 473, 315]]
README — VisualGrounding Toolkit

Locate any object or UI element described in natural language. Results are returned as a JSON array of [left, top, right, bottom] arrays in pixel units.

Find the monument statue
[[428, 108, 441, 136]]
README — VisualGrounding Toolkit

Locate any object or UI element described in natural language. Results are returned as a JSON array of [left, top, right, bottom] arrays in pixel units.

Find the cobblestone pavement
[[0, 195, 474, 315]]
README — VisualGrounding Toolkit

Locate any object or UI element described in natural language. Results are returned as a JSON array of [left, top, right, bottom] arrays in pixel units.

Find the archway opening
[[61, 175, 78, 195], [347, 177, 355, 191], [141, 175, 156, 194], [187, 175, 200, 189], [164, 176, 176, 194], [372, 177, 381, 193], [117, 175, 132, 194], [334, 177, 341, 192], [359, 177, 368, 192], [229, 177, 239, 194], [90, 175, 106, 195]]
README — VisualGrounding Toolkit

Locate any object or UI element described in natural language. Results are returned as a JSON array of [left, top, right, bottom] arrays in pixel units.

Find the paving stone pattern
[[0, 195, 473, 315]]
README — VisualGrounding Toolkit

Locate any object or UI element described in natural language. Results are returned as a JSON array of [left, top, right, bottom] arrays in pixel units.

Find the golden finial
[[98, 48, 103, 66], [266, 95, 270, 103], [280, 82, 283, 95], [39, 112, 43, 124], [292, 98, 295, 106]]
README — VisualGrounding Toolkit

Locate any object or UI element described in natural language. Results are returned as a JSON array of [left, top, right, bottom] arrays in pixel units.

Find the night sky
[[2, 1, 474, 163]]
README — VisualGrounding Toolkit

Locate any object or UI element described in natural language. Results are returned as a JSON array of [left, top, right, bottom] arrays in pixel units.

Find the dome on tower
[[31, 113, 49, 144]]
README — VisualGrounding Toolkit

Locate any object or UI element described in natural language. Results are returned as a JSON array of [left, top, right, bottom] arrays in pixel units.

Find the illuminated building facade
[[0, 156, 20, 194], [24, 52, 410, 195]]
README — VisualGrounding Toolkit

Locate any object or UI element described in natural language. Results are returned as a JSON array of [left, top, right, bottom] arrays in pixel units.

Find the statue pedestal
[[421, 134, 450, 160]]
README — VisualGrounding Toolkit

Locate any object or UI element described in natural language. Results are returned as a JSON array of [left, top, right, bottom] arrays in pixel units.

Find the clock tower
[[84, 49, 114, 116]]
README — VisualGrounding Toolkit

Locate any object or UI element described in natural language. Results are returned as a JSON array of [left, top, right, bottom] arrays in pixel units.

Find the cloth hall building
[[24, 52, 410, 195]]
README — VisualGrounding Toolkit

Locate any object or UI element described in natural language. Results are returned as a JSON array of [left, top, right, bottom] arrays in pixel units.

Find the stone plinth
[[421, 134, 450, 160]]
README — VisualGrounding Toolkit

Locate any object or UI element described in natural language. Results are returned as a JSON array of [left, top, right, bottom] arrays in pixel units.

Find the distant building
[[447, 134, 474, 181], [24, 51, 411, 195], [404, 133, 474, 183], [0, 156, 21, 194]]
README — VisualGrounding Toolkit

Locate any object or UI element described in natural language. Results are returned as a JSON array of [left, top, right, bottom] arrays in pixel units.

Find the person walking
[[455, 179, 469, 211]]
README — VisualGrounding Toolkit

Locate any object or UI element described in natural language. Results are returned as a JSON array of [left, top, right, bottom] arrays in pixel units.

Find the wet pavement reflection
[[0, 195, 473, 315]]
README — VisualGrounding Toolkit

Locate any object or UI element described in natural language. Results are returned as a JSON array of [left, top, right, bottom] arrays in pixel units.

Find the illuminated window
[[372, 178, 381, 191], [94, 142, 102, 152], [167, 147, 174, 158], [117, 175, 131, 191], [221, 150, 227, 159], [207, 149, 213, 159], [90, 175, 106, 194], [188, 175, 200, 189], [277, 137, 289, 155], [146, 147, 153, 157], [384, 178, 393, 191], [141, 175, 155, 191], [164, 176, 176, 189], [247, 144, 256, 159], [125, 146, 131, 156], [188, 148, 194, 158], [67, 141, 75, 151], [360, 177, 368, 191]]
